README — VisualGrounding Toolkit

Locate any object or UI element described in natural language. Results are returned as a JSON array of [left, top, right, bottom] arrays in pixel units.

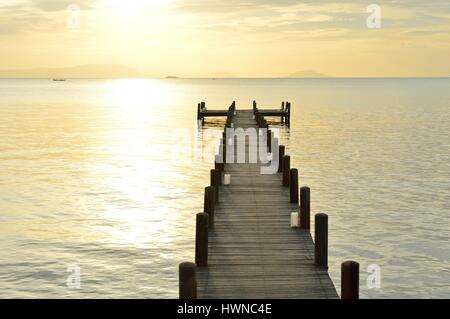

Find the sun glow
[[95, 0, 172, 19]]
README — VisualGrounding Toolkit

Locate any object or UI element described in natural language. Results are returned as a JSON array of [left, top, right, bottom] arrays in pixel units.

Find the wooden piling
[[214, 157, 224, 173], [201, 102, 206, 125], [314, 213, 328, 268], [300, 186, 310, 229], [290, 168, 299, 203], [222, 132, 227, 163], [282, 155, 291, 187], [204, 186, 216, 229], [195, 212, 209, 267], [210, 169, 220, 203], [284, 102, 289, 127], [341, 261, 359, 299], [179, 262, 197, 299], [278, 145, 285, 173]]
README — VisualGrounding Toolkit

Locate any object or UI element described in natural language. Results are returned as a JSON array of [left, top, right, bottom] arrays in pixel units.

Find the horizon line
[[0, 76, 449, 80]]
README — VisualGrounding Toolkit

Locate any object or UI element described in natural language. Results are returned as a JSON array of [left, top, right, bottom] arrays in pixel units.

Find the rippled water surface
[[0, 78, 449, 298]]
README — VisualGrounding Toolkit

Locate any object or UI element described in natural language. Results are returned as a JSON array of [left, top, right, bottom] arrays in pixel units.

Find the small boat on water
[[52, 79, 66, 82]]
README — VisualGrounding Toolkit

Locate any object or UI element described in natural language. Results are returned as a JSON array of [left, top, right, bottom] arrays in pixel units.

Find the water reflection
[[0, 78, 449, 298]]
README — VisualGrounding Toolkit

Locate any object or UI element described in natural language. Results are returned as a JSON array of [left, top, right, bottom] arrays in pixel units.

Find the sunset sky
[[0, 0, 449, 77]]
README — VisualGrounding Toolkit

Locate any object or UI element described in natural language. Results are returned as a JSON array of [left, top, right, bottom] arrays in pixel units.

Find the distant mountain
[[289, 70, 328, 78], [0, 64, 145, 78]]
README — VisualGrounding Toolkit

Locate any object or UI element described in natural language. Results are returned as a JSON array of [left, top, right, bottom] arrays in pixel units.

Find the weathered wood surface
[[196, 110, 338, 299], [200, 110, 229, 117], [257, 109, 289, 116]]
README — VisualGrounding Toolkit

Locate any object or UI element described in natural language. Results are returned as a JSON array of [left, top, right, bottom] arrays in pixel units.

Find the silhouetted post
[[314, 213, 328, 268], [267, 129, 271, 152], [290, 168, 299, 203], [341, 261, 360, 299], [215, 157, 224, 173], [285, 102, 288, 126], [287, 102, 291, 127], [197, 103, 201, 123], [222, 132, 226, 163], [204, 186, 216, 229], [210, 169, 220, 203], [282, 155, 291, 187], [179, 262, 197, 299], [281, 102, 285, 124], [300, 186, 310, 229], [195, 212, 209, 267], [278, 145, 285, 173], [201, 102, 206, 125]]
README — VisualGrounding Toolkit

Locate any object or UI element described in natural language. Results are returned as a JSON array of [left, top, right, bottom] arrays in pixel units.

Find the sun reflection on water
[[89, 79, 187, 247]]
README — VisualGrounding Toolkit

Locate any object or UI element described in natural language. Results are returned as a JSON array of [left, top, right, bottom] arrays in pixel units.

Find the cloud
[[30, 0, 95, 11]]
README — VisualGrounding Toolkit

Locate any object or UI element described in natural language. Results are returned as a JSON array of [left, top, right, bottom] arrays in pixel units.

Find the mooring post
[[197, 103, 201, 122], [314, 213, 328, 268], [281, 101, 285, 124], [210, 169, 220, 203], [278, 145, 285, 173], [222, 132, 226, 163], [179, 262, 197, 299], [282, 155, 291, 186], [267, 129, 271, 152], [287, 102, 291, 127], [290, 168, 299, 203], [201, 102, 206, 125], [341, 261, 360, 299], [300, 186, 310, 229], [204, 186, 216, 229], [195, 212, 209, 267], [214, 157, 224, 173]]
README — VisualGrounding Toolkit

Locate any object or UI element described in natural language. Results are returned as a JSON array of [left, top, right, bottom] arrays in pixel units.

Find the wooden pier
[[180, 102, 359, 299], [198, 101, 291, 127]]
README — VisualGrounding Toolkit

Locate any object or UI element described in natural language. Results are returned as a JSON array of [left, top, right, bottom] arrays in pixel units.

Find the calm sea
[[0, 78, 449, 298]]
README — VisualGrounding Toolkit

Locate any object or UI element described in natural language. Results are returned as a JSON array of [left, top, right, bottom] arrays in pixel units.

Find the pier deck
[[197, 101, 291, 127], [195, 110, 338, 299]]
